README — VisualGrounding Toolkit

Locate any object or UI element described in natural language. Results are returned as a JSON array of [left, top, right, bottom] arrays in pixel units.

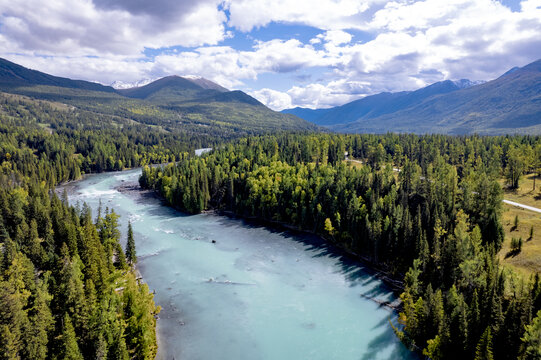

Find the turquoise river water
[[64, 168, 416, 360]]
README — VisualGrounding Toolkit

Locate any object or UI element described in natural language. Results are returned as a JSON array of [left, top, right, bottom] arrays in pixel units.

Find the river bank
[[63, 168, 416, 360]]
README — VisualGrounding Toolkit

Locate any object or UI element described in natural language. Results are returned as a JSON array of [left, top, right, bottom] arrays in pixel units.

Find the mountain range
[[283, 59, 541, 135], [3, 56, 541, 136], [0, 57, 316, 137]]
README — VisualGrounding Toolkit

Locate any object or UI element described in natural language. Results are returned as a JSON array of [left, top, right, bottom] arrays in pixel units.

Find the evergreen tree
[[475, 327, 494, 360], [59, 314, 84, 360], [521, 310, 541, 360], [126, 221, 137, 266], [24, 281, 54, 360]]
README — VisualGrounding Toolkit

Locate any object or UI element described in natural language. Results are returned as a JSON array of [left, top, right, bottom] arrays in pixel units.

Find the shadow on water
[[361, 322, 419, 360], [212, 215, 396, 292], [207, 215, 417, 358]]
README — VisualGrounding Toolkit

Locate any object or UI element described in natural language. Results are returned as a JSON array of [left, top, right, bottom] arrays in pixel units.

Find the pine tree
[[24, 281, 54, 360], [475, 327, 494, 360], [0, 325, 19, 360], [125, 221, 137, 266], [59, 314, 83, 360], [521, 310, 541, 360]]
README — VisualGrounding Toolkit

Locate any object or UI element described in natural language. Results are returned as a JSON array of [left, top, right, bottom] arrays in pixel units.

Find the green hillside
[[117, 75, 224, 103], [0, 58, 115, 93], [0, 58, 317, 137]]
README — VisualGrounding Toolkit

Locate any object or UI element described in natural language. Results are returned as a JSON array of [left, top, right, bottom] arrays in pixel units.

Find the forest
[[140, 132, 541, 360]]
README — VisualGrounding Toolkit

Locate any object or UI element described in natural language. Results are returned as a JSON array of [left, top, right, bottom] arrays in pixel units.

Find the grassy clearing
[[498, 205, 541, 276], [500, 173, 541, 208], [498, 173, 541, 276]]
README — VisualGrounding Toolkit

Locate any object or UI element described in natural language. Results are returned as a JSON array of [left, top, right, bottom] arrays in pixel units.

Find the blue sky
[[0, 0, 540, 109]]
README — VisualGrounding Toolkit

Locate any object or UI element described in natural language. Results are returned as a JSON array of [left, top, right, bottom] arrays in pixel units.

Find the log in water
[[64, 168, 417, 360]]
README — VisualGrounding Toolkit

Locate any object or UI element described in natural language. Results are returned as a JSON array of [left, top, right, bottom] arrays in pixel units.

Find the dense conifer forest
[[140, 133, 541, 359]]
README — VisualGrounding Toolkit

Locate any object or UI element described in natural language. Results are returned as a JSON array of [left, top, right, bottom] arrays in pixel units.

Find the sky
[[0, 0, 540, 110]]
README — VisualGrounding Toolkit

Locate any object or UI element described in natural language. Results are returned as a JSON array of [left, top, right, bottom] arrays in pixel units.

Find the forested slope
[[0, 58, 317, 139], [0, 92, 180, 359]]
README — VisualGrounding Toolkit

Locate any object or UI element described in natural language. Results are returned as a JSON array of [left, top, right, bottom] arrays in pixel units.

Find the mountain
[[183, 75, 229, 92], [198, 90, 264, 106], [283, 78, 482, 127], [116, 75, 227, 103], [0, 57, 115, 93], [0, 57, 316, 137], [283, 59, 541, 134], [281, 107, 333, 123]]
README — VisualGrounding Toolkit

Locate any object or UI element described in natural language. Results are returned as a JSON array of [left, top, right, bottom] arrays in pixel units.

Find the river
[[63, 168, 416, 360]]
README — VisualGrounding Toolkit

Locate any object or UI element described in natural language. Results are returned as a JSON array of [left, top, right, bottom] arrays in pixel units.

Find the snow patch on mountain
[[110, 79, 155, 89]]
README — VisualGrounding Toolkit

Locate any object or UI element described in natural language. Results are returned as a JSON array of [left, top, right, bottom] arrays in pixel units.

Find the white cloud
[[521, 0, 541, 11], [250, 88, 292, 110], [285, 79, 370, 109], [148, 39, 332, 89], [225, 0, 376, 32], [152, 47, 253, 89], [252, 79, 370, 111], [3, 54, 153, 85], [318, 30, 353, 46], [240, 39, 330, 72]]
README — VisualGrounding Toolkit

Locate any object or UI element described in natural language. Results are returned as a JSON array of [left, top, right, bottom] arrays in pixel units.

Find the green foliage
[[507, 146, 527, 189], [521, 310, 541, 360], [0, 179, 159, 359], [324, 218, 334, 236], [59, 314, 84, 360]]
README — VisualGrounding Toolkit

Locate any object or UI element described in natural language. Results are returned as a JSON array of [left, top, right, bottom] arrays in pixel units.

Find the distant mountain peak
[[283, 57, 541, 134], [452, 79, 485, 89], [183, 76, 228, 92], [117, 74, 228, 92]]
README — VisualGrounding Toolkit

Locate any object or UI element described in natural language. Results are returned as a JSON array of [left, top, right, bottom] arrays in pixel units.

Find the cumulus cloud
[[0, 0, 227, 56], [241, 39, 330, 72], [319, 30, 353, 46], [250, 88, 293, 110], [225, 0, 377, 32]]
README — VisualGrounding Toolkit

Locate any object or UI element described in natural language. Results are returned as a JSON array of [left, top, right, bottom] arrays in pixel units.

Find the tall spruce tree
[[125, 221, 137, 266]]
